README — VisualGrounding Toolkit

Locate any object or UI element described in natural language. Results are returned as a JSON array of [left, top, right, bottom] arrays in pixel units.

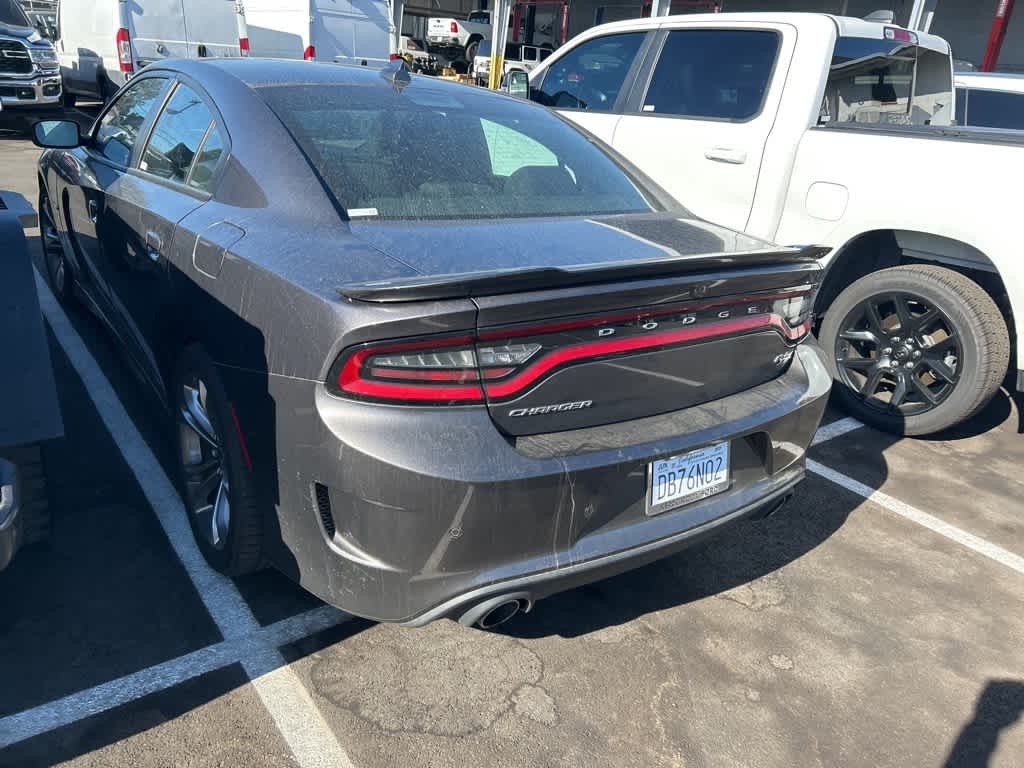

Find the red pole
[[512, 3, 522, 43], [981, 0, 1016, 71]]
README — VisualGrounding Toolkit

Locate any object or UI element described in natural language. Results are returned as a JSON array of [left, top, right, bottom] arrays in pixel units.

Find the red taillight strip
[[483, 314, 806, 399], [367, 366, 515, 382], [336, 315, 809, 403]]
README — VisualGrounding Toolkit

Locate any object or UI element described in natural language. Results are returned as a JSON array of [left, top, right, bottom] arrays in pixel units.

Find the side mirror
[[504, 70, 529, 99], [32, 120, 82, 149]]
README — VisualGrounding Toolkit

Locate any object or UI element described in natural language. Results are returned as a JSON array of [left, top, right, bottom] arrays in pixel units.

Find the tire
[[820, 265, 1009, 436], [39, 188, 74, 304], [171, 344, 264, 576], [464, 38, 481, 63], [14, 446, 51, 546]]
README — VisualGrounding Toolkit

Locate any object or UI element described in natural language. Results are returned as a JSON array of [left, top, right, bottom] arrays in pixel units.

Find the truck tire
[[171, 344, 264, 576], [820, 265, 1009, 436], [465, 36, 482, 63]]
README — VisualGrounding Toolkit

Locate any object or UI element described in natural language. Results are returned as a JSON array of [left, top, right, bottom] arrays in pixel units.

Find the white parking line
[[810, 416, 864, 446], [31, 271, 357, 768], [807, 459, 1024, 576], [0, 605, 348, 749]]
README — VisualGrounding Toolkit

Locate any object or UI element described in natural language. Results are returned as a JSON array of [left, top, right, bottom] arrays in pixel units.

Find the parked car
[[427, 10, 491, 62], [56, 0, 247, 106], [954, 71, 1024, 130], [33, 59, 830, 628], [0, 193, 62, 572], [473, 40, 551, 86], [528, 13, 1022, 436], [245, 0, 389, 66], [399, 36, 439, 75], [0, 0, 60, 112]]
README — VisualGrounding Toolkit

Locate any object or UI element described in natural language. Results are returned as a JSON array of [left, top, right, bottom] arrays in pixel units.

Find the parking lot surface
[[1, 118, 1022, 768]]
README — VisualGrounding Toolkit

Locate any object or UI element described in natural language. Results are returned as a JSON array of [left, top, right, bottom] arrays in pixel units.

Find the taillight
[[389, 52, 401, 61], [329, 289, 814, 406], [239, 37, 250, 56], [116, 28, 133, 73], [303, 45, 315, 60], [450, 21, 458, 33]]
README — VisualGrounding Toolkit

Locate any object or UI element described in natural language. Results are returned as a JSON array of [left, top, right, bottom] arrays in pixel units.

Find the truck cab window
[[641, 29, 779, 120], [536, 32, 645, 111]]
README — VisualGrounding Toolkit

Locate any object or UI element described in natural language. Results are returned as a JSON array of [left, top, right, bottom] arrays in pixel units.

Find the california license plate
[[647, 442, 730, 515]]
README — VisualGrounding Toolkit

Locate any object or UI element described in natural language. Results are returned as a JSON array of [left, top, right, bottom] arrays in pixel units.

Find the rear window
[[259, 84, 658, 221], [823, 36, 954, 126]]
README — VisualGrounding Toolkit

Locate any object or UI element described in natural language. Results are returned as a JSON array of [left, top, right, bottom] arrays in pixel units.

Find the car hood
[[348, 212, 789, 277]]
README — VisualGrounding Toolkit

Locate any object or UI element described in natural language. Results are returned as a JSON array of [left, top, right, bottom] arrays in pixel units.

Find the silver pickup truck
[[0, 0, 61, 112]]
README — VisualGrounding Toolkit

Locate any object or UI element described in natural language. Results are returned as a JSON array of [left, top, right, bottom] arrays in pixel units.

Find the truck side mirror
[[504, 70, 529, 99], [32, 120, 82, 149]]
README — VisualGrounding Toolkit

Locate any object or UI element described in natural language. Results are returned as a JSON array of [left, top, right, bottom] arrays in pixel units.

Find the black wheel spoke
[[892, 295, 913, 333], [925, 335, 958, 356], [185, 458, 222, 500], [865, 301, 888, 337], [911, 308, 939, 335], [924, 358, 956, 384], [910, 375, 940, 405], [890, 375, 908, 407], [839, 357, 875, 371], [840, 329, 880, 345], [860, 367, 886, 398]]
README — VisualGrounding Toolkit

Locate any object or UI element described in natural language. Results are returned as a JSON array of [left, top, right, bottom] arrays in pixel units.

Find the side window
[[961, 88, 1024, 129], [536, 32, 646, 111], [642, 29, 779, 120], [955, 87, 968, 125], [94, 77, 169, 166], [187, 124, 226, 192], [140, 83, 215, 186]]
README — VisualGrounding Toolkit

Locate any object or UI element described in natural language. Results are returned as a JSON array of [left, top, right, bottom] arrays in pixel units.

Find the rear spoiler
[[337, 246, 829, 303]]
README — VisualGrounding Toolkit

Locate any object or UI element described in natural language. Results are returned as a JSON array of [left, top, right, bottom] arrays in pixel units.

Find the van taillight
[[239, 37, 250, 56], [116, 28, 133, 73], [303, 45, 316, 60], [450, 21, 458, 33]]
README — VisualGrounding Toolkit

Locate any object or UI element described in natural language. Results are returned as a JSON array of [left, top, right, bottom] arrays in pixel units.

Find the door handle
[[145, 230, 163, 263], [87, 199, 99, 222], [704, 146, 748, 165]]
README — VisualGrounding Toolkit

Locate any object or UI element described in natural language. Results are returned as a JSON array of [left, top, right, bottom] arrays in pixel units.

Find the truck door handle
[[704, 146, 748, 165], [145, 230, 163, 262], [87, 199, 99, 222]]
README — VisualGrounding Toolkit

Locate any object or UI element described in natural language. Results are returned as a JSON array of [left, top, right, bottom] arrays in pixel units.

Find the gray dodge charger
[[34, 59, 831, 628]]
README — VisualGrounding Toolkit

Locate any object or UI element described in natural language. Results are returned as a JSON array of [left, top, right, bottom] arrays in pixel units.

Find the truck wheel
[[39, 189, 74, 304], [172, 344, 264, 576], [820, 265, 1009, 436], [465, 38, 481, 62]]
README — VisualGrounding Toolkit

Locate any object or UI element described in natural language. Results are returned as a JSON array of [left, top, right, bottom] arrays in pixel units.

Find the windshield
[[823, 36, 954, 126], [260, 84, 659, 221], [0, 0, 30, 27]]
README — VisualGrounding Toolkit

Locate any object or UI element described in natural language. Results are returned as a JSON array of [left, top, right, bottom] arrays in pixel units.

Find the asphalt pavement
[[0, 118, 1021, 768]]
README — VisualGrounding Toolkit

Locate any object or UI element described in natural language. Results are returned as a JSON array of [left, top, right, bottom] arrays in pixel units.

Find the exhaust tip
[[458, 591, 532, 630]]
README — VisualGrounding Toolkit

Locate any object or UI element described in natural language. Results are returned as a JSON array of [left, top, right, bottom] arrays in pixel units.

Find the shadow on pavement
[[943, 679, 1024, 768]]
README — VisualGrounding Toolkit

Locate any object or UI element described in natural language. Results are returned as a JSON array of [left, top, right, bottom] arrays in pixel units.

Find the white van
[[244, 0, 390, 67], [56, 0, 248, 105]]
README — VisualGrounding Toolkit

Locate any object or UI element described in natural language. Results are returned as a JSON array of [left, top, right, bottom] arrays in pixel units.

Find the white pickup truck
[[528, 12, 1022, 436], [427, 10, 491, 61]]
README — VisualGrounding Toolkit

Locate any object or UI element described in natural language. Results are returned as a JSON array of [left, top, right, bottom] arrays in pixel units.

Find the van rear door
[[313, 0, 388, 67], [129, 0, 189, 63], [180, 0, 242, 58]]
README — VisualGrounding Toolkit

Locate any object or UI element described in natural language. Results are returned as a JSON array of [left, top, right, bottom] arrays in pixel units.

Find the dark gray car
[[34, 59, 831, 628]]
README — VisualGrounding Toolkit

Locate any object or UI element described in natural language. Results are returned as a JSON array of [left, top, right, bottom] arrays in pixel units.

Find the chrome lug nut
[[905, 361, 915, 369], [913, 350, 921, 358], [882, 347, 893, 355], [891, 336, 901, 343]]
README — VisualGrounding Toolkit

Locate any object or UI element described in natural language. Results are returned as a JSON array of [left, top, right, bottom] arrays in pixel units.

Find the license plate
[[647, 442, 730, 515]]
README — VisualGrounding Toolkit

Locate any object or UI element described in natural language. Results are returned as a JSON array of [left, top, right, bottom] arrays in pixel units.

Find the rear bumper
[[242, 341, 831, 625], [0, 459, 22, 572], [0, 73, 61, 108]]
